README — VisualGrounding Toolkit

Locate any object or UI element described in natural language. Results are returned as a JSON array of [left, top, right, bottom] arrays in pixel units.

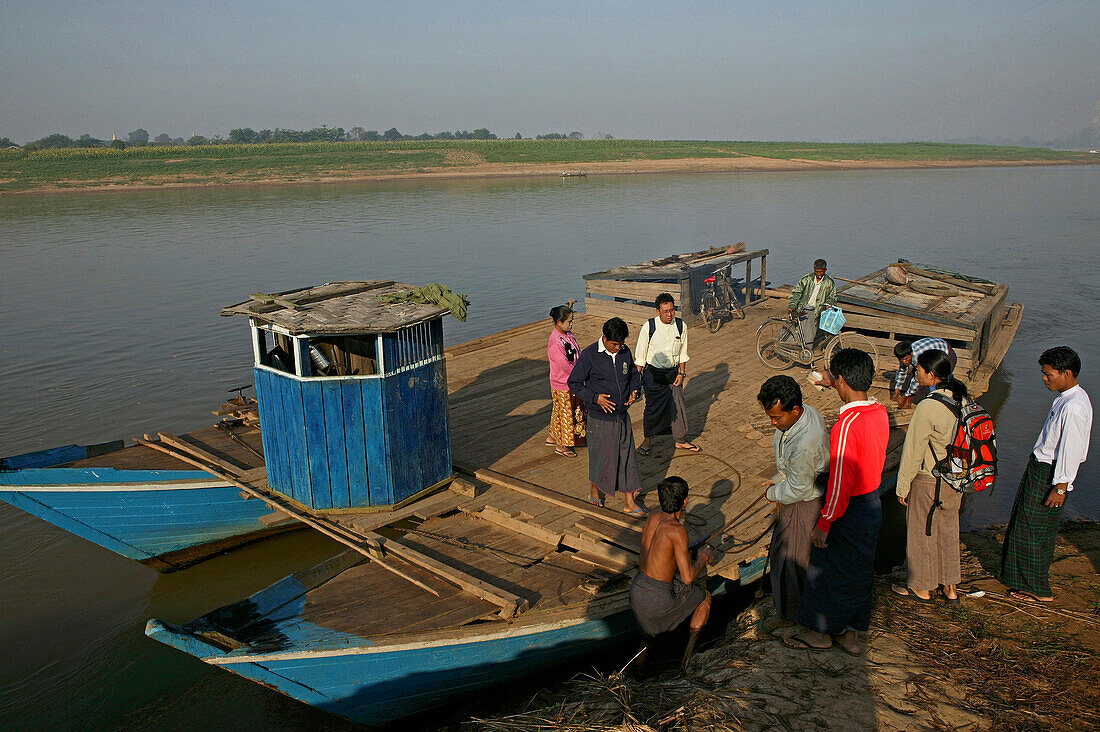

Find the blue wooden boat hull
[[0, 444, 298, 571], [146, 553, 767, 726]]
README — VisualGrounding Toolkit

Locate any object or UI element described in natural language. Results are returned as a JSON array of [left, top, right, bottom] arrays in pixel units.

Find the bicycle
[[755, 309, 879, 371], [700, 261, 746, 333]]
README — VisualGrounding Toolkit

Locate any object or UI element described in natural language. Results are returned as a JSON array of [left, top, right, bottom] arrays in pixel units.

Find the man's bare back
[[639, 510, 710, 584]]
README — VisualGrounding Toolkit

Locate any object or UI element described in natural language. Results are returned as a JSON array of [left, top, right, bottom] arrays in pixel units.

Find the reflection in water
[[1, 165, 1098, 728]]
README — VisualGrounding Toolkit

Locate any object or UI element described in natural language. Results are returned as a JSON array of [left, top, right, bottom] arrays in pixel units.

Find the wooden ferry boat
[[135, 253, 1021, 725]]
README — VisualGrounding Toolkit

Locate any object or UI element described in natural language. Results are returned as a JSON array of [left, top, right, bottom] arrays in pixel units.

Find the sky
[[2, 1, 1098, 144]]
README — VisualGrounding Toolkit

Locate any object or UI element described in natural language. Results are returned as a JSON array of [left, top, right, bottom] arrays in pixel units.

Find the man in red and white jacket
[[785, 348, 889, 656]]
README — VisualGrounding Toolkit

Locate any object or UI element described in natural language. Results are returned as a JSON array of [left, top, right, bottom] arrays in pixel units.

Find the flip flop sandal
[[1009, 590, 1054, 604], [835, 640, 862, 657], [626, 507, 648, 517], [555, 447, 578, 457], [676, 443, 702, 453], [587, 495, 605, 508], [783, 635, 831, 652], [890, 585, 934, 604]]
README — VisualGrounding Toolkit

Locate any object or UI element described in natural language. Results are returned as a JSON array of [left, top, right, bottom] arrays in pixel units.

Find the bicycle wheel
[[824, 331, 880, 370], [756, 320, 798, 369], [701, 292, 722, 333], [722, 281, 745, 319], [731, 294, 746, 319]]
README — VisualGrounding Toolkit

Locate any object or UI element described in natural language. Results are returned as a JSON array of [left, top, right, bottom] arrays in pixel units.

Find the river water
[[1, 166, 1097, 728]]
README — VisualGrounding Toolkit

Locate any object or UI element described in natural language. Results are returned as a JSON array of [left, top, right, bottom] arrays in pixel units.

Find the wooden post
[[759, 255, 767, 302], [745, 259, 753, 305]]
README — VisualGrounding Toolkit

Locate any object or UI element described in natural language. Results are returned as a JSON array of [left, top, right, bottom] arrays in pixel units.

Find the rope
[[656, 451, 742, 527], [217, 421, 265, 460], [908, 280, 959, 297]]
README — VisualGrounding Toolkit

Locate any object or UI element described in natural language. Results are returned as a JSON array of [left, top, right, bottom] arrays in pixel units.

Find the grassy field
[[0, 139, 1094, 193]]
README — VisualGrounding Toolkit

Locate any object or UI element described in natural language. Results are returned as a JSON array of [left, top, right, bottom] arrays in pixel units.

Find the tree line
[[7, 126, 598, 150]]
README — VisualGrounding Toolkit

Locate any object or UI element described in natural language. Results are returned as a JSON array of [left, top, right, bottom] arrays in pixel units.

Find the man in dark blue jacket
[[569, 317, 645, 515]]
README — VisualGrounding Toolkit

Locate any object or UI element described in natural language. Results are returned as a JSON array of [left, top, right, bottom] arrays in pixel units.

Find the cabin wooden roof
[[584, 246, 769, 281], [220, 281, 449, 335]]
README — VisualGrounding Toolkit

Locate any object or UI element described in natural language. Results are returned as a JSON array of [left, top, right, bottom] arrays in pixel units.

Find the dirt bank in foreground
[[8, 155, 1098, 196], [469, 522, 1100, 731]]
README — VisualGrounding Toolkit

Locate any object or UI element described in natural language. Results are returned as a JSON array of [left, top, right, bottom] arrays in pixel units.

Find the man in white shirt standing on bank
[[1001, 346, 1093, 603], [636, 293, 700, 456]]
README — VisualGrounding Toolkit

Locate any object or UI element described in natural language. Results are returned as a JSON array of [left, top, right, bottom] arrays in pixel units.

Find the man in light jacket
[[758, 375, 830, 628], [788, 258, 838, 346]]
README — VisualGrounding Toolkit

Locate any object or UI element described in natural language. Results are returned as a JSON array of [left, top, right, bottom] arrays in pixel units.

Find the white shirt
[[806, 276, 824, 310], [1032, 383, 1093, 490], [635, 318, 689, 370]]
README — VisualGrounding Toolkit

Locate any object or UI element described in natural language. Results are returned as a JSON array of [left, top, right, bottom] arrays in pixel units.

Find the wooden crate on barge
[[583, 246, 769, 330], [831, 263, 1016, 381]]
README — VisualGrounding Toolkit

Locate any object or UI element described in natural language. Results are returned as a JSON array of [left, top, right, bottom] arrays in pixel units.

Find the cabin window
[[381, 320, 443, 374], [306, 335, 378, 377], [255, 328, 295, 373]]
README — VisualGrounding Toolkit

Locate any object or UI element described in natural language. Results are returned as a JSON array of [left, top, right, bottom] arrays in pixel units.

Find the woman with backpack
[[891, 349, 969, 604]]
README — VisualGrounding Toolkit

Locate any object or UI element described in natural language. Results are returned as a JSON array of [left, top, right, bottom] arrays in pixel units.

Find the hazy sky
[[2, 1, 1097, 144]]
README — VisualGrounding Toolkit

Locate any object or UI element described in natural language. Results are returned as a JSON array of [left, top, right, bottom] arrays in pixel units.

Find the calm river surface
[[1, 166, 1097, 729]]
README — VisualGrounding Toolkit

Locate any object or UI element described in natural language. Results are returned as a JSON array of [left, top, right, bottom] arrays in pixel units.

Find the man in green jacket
[[788, 259, 837, 346]]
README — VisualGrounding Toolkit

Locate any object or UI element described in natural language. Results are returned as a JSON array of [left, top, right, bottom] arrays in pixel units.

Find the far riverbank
[[2, 139, 1096, 195]]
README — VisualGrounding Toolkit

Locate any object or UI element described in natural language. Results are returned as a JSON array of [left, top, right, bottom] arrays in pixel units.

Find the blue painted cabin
[[221, 281, 454, 512]]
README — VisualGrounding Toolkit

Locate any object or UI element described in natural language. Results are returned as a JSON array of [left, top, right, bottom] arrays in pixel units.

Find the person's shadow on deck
[[447, 356, 552, 468], [635, 362, 732, 515]]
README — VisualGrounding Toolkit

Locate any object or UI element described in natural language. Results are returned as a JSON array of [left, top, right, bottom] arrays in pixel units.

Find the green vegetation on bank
[[0, 140, 1094, 193]]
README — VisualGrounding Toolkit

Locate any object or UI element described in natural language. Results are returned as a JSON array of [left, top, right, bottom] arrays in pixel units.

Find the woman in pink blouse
[[547, 305, 587, 457]]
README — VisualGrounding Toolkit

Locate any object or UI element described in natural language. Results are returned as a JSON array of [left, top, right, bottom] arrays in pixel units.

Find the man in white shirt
[[636, 293, 700, 455], [1001, 346, 1093, 603]]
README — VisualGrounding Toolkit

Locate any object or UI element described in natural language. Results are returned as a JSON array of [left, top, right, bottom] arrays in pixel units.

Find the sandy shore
[[469, 521, 1100, 731], [7, 154, 1098, 196]]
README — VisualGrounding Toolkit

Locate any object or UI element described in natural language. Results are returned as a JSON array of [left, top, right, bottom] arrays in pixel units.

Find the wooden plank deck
[[446, 304, 845, 582]]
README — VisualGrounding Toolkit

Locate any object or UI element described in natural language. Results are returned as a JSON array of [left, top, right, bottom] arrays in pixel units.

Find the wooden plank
[[582, 249, 769, 281], [257, 509, 295, 527], [840, 310, 975, 341], [583, 297, 661, 325], [301, 381, 333, 509], [563, 534, 635, 572], [458, 464, 645, 532], [383, 370, 425, 503], [279, 377, 311, 504], [838, 291, 974, 328], [337, 491, 462, 534], [572, 520, 642, 553], [364, 530, 530, 617], [319, 379, 351, 508], [585, 279, 681, 304], [341, 380, 370, 508], [361, 378, 392, 506], [471, 505, 565, 547]]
